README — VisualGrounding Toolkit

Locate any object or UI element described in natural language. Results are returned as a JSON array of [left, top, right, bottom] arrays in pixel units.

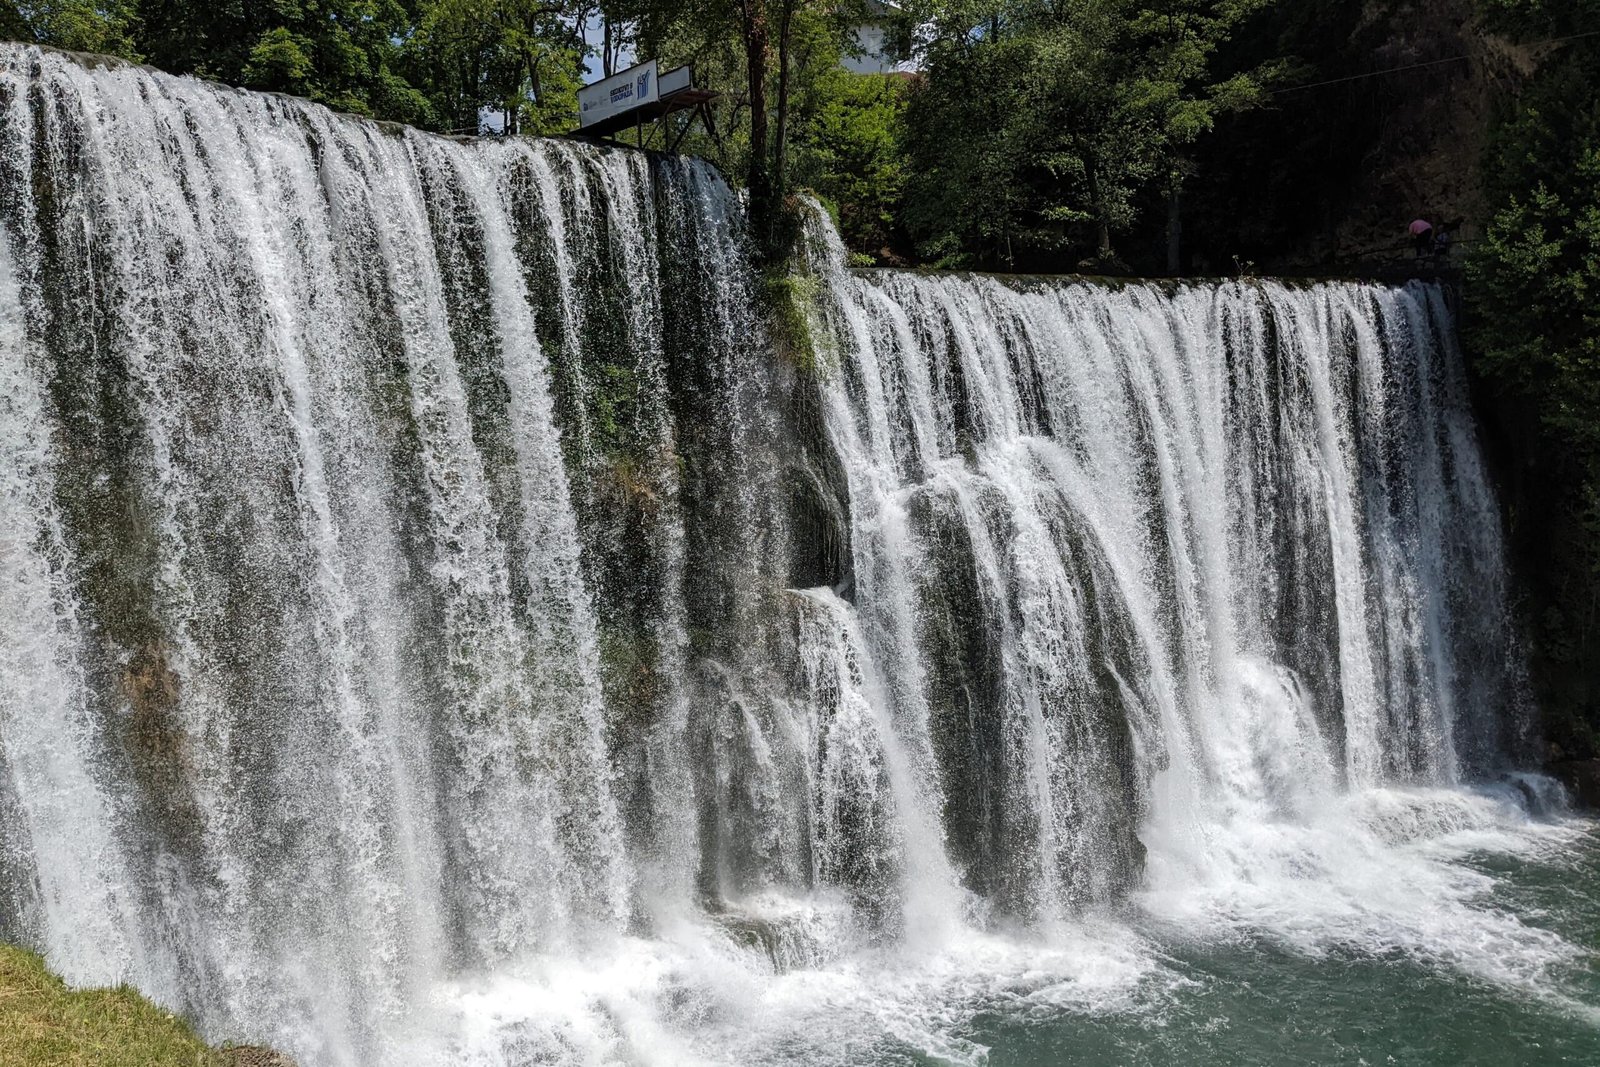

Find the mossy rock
[[762, 272, 833, 379]]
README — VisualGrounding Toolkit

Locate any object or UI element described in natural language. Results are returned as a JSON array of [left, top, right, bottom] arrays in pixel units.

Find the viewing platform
[[573, 60, 717, 151]]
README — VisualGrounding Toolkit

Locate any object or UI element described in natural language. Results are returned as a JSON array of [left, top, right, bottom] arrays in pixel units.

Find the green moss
[[598, 622, 664, 729], [587, 361, 643, 460], [763, 271, 835, 379], [0, 944, 297, 1066]]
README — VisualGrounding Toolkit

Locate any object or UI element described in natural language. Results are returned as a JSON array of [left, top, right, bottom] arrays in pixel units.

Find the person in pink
[[1410, 218, 1434, 257]]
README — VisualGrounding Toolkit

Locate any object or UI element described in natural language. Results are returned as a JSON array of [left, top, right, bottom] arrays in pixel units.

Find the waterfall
[[798, 214, 1531, 923], [0, 45, 1552, 1067]]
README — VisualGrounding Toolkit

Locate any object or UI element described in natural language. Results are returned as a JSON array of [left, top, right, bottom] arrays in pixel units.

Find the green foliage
[[1466, 7, 1600, 759], [244, 27, 315, 89], [1470, 25, 1600, 469], [1472, 183, 1600, 444], [407, 0, 585, 134], [7, 0, 587, 133], [3, 0, 140, 58], [1478, 0, 1600, 37], [790, 69, 908, 256], [763, 269, 826, 375], [143, 0, 430, 121], [588, 360, 642, 456], [648, 0, 872, 198], [898, 0, 1284, 269]]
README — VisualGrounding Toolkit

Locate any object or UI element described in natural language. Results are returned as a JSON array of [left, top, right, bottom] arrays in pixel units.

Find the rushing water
[[0, 43, 1594, 1066]]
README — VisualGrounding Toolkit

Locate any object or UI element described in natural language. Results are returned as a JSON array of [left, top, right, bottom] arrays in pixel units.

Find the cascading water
[[796, 212, 1535, 921], [0, 43, 1591, 1067]]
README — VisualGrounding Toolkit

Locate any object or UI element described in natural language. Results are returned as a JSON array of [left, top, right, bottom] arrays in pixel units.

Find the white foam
[[422, 913, 1178, 1067], [1140, 782, 1593, 1011]]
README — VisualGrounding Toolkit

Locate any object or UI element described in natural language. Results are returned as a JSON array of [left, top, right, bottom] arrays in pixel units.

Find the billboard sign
[[578, 60, 660, 129]]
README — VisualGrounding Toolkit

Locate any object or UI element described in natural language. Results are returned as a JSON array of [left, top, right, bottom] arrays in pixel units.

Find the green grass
[[0, 945, 287, 1066]]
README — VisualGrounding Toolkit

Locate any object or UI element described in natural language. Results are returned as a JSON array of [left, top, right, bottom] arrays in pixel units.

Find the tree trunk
[[1088, 161, 1112, 262], [1167, 186, 1181, 275], [773, 0, 794, 200], [527, 53, 543, 120], [463, 57, 481, 133], [738, 0, 773, 249]]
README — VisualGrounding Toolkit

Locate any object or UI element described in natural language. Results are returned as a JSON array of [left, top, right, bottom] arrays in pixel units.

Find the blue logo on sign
[[637, 70, 652, 99]]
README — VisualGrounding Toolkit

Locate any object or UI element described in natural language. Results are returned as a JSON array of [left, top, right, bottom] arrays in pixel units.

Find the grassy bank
[[0, 945, 286, 1067]]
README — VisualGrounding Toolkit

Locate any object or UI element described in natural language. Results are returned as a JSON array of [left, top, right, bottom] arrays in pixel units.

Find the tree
[[1471, 57, 1600, 449], [1466, 4, 1600, 760], [638, 0, 868, 256], [121, 0, 435, 125], [898, 0, 1284, 270], [8, 0, 592, 134], [2, 0, 141, 57], [407, 0, 585, 134], [790, 67, 909, 256]]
